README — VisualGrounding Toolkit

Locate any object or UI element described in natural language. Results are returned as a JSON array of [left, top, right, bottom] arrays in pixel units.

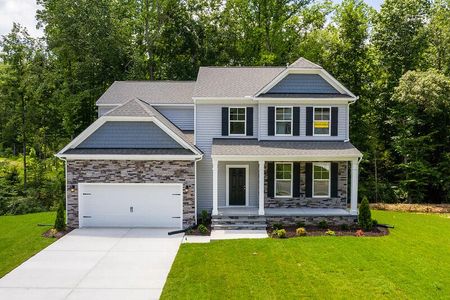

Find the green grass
[[161, 211, 450, 299], [0, 212, 56, 277]]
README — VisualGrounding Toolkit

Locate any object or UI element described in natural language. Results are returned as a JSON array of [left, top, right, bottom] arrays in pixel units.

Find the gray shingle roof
[[193, 67, 285, 98], [288, 57, 322, 69], [212, 139, 362, 157], [62, 148, 194, 155], [96, 81, 195, 105], [258, 93, 353, 98]]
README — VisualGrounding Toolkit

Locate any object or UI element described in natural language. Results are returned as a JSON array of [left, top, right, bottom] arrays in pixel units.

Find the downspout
[[344, 96, 358, 142], [55, 154, 68, 227]]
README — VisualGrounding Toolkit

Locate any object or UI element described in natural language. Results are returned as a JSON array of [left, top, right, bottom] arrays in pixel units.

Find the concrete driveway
[[0, 228, 183, 300]]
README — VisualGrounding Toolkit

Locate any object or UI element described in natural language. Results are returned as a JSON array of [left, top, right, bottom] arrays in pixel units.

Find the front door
[[228, 167, 246, 206]]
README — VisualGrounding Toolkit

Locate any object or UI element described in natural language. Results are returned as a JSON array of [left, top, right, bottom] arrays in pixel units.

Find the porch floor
[[216, 207, 355, 217]]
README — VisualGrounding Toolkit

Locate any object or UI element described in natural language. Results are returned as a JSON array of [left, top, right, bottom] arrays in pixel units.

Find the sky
[[0, 0, 384, 38]]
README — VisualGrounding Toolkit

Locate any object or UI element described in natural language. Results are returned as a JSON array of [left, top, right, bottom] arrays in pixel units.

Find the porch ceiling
[[211, 139, 362, 160]]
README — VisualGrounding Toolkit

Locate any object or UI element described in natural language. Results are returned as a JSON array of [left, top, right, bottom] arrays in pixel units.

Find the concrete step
[[212, 224, 267, 230]]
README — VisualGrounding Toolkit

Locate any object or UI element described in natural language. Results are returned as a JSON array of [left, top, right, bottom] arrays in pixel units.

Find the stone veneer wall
[[66, 160, 195, 228], [265, 161, 348, 209], [266, 215, 357, 226]]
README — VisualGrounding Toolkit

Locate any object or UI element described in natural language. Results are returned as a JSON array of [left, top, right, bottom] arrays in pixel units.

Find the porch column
[[212, 159, 219, 216], [350, 159, 359, 214], [258, 160, 265, 215]]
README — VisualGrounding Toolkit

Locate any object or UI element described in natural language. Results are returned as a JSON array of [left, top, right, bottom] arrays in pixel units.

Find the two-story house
[[57, 58, 362, 230]]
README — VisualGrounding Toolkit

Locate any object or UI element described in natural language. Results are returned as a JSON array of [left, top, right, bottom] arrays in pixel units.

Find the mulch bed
[[268, 226, 389, 238], [42, 228, 72, 239], [370, 203, 450, 213], [185, 224, 212, 236]]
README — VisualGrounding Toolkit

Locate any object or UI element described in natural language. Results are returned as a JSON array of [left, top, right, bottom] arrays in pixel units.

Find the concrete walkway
[[210, 230, 268, 240], [0, 228, 183, 300]]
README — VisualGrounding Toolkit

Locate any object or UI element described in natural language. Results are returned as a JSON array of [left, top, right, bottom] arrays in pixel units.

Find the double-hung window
[[314, 107, 330, 136], [275, 107, 292, 135], [313, 162, 330, 197], [275, 163, 292, 197], [229, 107, 246, 135]]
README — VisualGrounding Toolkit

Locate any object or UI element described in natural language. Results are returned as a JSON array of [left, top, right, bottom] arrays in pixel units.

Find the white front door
[[78, 183, 183, 228]]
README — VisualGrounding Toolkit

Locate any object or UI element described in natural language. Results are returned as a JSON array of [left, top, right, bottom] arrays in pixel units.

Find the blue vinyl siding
[[77, 121, 182, 149], [155, 106, 194, 130], [268, 74, 339, 94]]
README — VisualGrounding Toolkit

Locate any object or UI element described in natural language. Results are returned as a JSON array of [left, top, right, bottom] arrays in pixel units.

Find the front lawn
[[161, 211, 450, 299], [0, 212, 56, 277]]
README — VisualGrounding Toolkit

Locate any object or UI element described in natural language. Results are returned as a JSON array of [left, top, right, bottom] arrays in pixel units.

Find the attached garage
[[78, 183, 183, 228]]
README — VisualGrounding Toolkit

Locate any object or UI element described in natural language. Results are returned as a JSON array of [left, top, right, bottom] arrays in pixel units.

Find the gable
[[266, 74, 340, 94], [76, 121, 183, 149]]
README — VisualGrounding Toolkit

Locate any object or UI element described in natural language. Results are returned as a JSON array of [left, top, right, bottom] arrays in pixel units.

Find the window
[[229, 107, 246, 135], [313, 162, 330, 197], [275, 163, 292, 197], [275, 107, 292, 135], [314, 107, 330, 136]]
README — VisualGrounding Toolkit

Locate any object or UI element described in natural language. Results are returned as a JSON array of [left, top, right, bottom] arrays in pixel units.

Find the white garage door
[[78, 183, 183, 228]]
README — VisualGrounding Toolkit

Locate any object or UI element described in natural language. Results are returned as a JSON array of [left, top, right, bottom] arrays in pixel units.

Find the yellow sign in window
[[314, 121, 329, 128]]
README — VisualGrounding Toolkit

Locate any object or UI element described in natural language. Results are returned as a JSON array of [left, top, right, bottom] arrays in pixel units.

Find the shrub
[[325, 229, 336, 236], [372, 219, 378, 227], [200, 210, 209, 226], [296, 221, 305, 228], [359, 197, 373, 231], [296, 227, 307, 236], [272, 229, 286, 238], [318, 220, 328, 229], [198, 224, 208, 234], [340, 223, 350, 231], [355, 229, 365, 237], [54, 200, 66, 231], [272, 223, 284, 230]]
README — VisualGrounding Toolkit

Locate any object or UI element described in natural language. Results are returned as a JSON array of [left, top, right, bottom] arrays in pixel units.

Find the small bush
[[355, 229, 364, 237], [340, 223, 350, 231], [318, 220, 328, 229], [272, 229, 287, 238], [200, 210, 209, 226], [198, 224, 208, 234], [296, 221, 305, 228], [272, 223, 284, 230], [372, 219, 378, 227], [359, 197, 373, 231], [54, 200, 66, 231], [296, 227, 307, 236], [325, 229, 336, 236]]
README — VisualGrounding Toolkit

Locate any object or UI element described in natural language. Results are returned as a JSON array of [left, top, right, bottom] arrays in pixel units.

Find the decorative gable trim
[[254, 68, 357, 99]]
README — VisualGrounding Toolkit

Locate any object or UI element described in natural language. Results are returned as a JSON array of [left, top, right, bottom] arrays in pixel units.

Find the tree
[[427, 0, 450, 75], [54, 199, 66, 231], [358, 197, 372, 230], [389, 70, 450, 203]]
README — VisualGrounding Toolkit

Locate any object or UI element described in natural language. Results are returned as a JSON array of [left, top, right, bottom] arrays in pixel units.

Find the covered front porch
[[210, 139, 362, 227]]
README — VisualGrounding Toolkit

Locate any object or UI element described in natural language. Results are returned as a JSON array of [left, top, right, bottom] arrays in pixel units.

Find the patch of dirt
[[268, 225, 389, 238], [42, 228, 72, 239], [185, 224, 212, 236], [370, 203, 450, 213]]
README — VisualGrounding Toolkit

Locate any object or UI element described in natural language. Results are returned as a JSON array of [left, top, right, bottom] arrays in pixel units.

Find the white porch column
[[350, 159, 359, 214], [258, 160, 265, 216], [212, 159, 219, 216]]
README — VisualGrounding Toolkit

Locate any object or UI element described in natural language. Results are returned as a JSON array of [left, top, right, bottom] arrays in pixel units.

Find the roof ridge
[[288, 57, 322, 69]]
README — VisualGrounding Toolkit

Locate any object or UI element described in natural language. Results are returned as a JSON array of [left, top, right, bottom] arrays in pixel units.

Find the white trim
[[312, 162, 331, 198], [60, 154, 201, 161], [350, 159, 359, 214], [225, 165, 250, 206], [274, 162, 293, 198], [275, 106, 293, 136], [258, 160, 265, 215], [212, 159, 218, 215], [57, 115, 202, 157], [228, 107, 247, 136], [255, 98, 354, 103], [211, 155, 362, 161], [313, 106, 331, 137], [254, 68, 357, 99], [78, 182, 183, 229]]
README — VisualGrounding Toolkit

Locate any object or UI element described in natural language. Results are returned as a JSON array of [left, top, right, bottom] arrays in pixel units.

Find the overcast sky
[[0, 0, 383, 38]]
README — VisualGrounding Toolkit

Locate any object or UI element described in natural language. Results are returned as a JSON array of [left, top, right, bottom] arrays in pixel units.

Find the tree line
[[0, 0, 449, 214]]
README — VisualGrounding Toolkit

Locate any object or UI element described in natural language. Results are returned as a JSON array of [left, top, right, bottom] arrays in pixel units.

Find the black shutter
[[221, 107, 228, 136], [267, 162, 274, 197], [331, 107, 338, 136], [305, 162, 312, 197], [246, 107, 253, 136], [293, 162, 300, 197], [331, 162, 338, 197], [293, 107, 300, 136], [268, 106, 275, 136], [306, 107, 313, 136]]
